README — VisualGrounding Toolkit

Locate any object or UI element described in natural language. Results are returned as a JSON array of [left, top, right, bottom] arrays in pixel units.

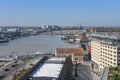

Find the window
[[118, 63, 120, 66], [118, 55, 120, 57], [111, 47, 112, 49], [118, 59, 120, 62], [75, 57, 78, 60], [118, 48, 120, 50], [118, 52, 120, 54]]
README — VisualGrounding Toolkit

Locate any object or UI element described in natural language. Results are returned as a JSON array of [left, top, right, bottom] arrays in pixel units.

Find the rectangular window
[[118, 52, 120, 54], [118, 63, 120, 66], [118, 48, 120, 50], [75, 57, 78, 60]]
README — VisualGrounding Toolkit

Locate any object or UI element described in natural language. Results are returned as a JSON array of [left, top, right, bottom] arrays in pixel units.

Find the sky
[[0, 0, 120, 26]]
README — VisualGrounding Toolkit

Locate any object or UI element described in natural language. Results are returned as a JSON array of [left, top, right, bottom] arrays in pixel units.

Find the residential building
[[55, 48, 84, 64], [90, 33, 120, 71]]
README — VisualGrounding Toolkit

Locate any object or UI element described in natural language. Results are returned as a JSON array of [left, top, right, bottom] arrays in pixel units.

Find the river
[[0, 35, 74, 56]]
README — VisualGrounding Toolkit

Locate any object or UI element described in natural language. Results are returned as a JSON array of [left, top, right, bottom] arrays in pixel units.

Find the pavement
[[99, 67, 109, 80], [0, 60, 23, 80], [92, 72, 100, 80], [72, 62, 93, 80]]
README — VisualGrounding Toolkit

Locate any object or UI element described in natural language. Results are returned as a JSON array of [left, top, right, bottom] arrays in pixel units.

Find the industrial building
[[55, 48, 84, 64], [22, 56, 72, 80]]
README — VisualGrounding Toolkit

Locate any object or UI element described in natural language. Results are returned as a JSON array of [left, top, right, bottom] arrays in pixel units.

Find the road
[[0, 60, 23, 80], [0, 56, 43, 80]]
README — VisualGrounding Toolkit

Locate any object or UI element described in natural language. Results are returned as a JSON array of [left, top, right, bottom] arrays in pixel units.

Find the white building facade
[[90, 33, 120, 70]]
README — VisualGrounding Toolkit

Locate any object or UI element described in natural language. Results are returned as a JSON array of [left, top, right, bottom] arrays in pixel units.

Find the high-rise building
[[90, 33, 120, 71]]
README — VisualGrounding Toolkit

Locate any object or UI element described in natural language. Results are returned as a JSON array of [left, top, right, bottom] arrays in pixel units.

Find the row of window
[[92, 54, 100, 59], [100, 61, 116, 66], [101, 64, 115, 67], [101, 44, 120, 51], [117, 55, 120, 57], [101, 49, 116, 53], [117, 59, 120, 62], [100, 57, 116, 61], [101, 45, 116, 49], [118, 48, 120, 50], [118, 63, 120, 66], [92, 57, 100, 61], [101, 54, 116, 57]]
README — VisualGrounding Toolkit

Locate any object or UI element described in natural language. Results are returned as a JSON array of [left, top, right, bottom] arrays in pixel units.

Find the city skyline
[[0, 0, 120, 26]]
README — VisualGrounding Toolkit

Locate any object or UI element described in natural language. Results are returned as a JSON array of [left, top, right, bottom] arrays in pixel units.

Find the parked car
[[4, 68, 9, 71], [11, 63, 17, 67]]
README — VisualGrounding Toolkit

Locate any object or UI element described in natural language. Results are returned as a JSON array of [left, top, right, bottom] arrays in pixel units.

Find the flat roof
[[90, 33, 120, 39], [32, 63, 63, 78], [31, 57, 65, 78], [48, 57, 66, 62]]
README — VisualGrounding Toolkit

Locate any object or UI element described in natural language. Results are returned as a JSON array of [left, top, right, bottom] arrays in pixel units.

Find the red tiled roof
[[72, 53, 84, 56], [56, 48, 83, 54]]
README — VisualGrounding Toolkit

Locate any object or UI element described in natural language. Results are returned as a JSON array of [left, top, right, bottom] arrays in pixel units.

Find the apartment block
[[90, 33, 120, 70]]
